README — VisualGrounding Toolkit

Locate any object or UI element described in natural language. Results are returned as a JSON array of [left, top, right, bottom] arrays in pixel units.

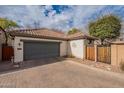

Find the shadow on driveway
[[0, 57, 66, 75]]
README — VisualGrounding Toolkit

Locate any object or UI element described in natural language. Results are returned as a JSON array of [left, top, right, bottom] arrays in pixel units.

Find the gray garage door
[[23, 41, 60, 60]]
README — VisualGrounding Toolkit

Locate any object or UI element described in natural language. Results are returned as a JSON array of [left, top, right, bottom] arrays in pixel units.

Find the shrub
[[89, 15, 121, 45], [67, 55, 75, 58]]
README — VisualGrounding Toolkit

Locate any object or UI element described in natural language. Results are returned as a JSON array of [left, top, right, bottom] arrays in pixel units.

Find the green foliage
[[68, 28, 81, 35], [0, 18, 18, 29], [67, 54, 75, 58], [89, 15, 121, 43], [0, 18, 18, 45]]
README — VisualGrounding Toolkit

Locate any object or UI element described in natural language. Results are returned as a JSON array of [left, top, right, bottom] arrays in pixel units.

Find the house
[[0, 28, 96, 62]]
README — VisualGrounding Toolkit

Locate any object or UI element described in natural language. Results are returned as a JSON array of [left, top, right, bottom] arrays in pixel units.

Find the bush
[[89, 15, 121, 45], [67, 55, 75, 58], [120, 62, 124, 71]]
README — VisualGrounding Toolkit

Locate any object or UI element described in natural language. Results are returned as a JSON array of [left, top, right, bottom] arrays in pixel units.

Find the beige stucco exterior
[[111, 44, 124, 67], [13, 36, 88, 62], [67, 39, 85, 59], [13, 36, 68, 62]]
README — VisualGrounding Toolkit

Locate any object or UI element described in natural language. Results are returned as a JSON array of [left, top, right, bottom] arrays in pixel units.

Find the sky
[[0, 5, 124, 32]]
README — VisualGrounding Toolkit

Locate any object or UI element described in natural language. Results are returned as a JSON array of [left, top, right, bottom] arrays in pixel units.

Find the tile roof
[[9, 28, 96, 40], [111, 41, 124, 44], [67, 31, 97, 40]]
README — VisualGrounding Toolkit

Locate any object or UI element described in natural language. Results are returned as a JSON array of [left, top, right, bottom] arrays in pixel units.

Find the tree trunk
[[0, 26, 8, 46], [101, 39, 104, 45]]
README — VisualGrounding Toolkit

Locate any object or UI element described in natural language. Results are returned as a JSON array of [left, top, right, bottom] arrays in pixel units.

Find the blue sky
[[0, 5, 124, 32]]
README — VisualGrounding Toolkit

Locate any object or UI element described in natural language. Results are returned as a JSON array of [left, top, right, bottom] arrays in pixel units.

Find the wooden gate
[[97, 45, 111, 64], [86, 45, 95, 61], [2, 46, 14, 61]]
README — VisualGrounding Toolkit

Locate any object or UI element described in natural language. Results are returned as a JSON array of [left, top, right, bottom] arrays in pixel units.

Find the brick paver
[[0, 60, 124, 88]]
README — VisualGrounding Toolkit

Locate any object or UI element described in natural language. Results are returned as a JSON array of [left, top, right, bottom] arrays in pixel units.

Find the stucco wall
[[111, 44, 124, 67], [60, 41, 67, 57], [14, 36, 67, 62], [68, 39, 85, 59]]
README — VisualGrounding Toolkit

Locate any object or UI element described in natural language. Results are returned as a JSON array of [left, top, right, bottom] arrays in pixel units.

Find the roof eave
[[10, 33, 67, 41]]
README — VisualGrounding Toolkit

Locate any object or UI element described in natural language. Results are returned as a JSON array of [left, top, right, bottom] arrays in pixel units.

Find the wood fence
[[86, 45, 95, 61], [97, 46, 111, 64], [2, 46, 14, 61], [86, 45, 111, 64]]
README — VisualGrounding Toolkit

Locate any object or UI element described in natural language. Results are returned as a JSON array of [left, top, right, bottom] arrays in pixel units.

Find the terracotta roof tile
[[67, 32, 97, 40], [9, 28, 96, 40]]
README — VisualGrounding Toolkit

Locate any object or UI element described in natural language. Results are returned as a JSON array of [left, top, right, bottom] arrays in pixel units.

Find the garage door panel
[[24, 42, 60, 60]]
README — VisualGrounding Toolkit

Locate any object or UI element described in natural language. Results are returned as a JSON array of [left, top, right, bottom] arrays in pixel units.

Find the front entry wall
[[68, 40, 85, 59], [14, 36, 67, 62]]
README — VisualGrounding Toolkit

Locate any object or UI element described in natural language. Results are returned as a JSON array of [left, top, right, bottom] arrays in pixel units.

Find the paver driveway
[[0, 60, 124, 88]]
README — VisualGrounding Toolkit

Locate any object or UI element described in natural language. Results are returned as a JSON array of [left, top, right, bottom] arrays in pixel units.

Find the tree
[[0, 18, 18, 46], [68, 28, 81, 35], [89, 15, 121, 44]]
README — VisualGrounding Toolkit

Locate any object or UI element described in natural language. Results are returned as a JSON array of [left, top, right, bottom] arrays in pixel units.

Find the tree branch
[[0, 26, 8, 45]]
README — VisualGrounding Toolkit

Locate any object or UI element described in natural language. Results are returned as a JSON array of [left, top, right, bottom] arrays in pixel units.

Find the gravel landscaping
[[66, 58, 123, 73]]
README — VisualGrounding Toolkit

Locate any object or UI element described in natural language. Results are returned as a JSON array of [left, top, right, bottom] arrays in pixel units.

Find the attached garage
[[23, 41, 60, 60], [9, 28, 95, 62]]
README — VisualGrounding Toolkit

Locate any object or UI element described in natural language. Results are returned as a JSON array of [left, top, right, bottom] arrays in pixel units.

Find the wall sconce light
[[18, 42, 21, 46]]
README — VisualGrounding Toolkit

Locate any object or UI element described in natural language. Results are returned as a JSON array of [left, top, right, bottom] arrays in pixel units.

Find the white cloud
[[0, 5, 123, 32]]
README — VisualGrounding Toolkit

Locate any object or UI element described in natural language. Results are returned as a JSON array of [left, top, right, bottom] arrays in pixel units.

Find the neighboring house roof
[[9, 28, 96, 40], [111, 41, 124, 45]]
